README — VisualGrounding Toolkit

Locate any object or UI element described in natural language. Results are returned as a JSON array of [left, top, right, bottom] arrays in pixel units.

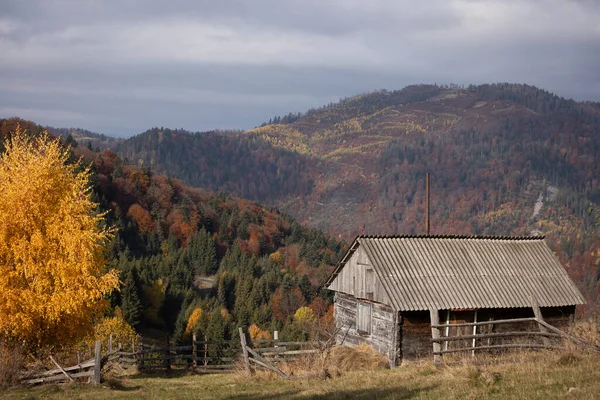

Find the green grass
[[4, 352, 600, 400]]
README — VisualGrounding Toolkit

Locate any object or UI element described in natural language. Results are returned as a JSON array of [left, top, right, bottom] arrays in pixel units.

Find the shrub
[[0, 341, 24, 389]]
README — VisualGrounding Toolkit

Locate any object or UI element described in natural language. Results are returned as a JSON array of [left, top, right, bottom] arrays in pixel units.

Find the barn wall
[[400, 311, 433, 361], [334, 292, 398, 365], [328, 247, 391, 305]]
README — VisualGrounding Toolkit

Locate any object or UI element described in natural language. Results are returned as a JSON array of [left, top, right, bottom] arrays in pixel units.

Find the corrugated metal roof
[[326, 235, 585, 311]]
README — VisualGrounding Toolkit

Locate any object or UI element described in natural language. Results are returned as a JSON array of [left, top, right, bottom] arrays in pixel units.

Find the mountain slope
[[112, 83, 600, 311]]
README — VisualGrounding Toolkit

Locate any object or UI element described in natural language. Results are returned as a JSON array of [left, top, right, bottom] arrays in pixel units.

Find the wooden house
[[324, 235, 585, 366]]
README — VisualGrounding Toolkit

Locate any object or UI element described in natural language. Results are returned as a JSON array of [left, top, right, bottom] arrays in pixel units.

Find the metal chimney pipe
[[426, 173, 430, 235]]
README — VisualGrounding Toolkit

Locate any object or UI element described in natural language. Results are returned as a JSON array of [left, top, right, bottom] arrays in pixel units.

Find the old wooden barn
[[324, 235, 585, 366]]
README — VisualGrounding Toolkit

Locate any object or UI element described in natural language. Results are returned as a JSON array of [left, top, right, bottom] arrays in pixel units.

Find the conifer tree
[[121, 267, 142, 328]]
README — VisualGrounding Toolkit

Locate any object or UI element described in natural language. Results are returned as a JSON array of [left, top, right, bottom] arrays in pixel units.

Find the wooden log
[[108, 334, 113, 355], [431, 317, 537, 329], [34, 359, 95, 377], [431, 331, 562, 342], [536, 319, 600, 351], [93, 340, 102, 384], [261, 349, 319, 356], [430, 309, 441, 364], [239, 327, 251, 376], [49, 356, 74, 382], [26, 370, 94, 385], [246, 347, 288, 378], [434, 343, 562, 355]]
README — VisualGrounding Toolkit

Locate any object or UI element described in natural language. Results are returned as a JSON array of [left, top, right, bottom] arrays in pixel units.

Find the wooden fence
[[429, 310, 600, 363], [22, 341, 104, 385]]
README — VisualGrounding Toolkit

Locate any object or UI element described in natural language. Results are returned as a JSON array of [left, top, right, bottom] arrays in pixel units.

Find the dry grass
[[0, 341, 24, 389], [3, 348, 600, 399]]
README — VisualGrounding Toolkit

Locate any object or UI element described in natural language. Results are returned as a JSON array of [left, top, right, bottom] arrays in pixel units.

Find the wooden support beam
[[430, 309, 441, 364], [531, 297, 551, 346], [432, 317, 537, 328], [472, 310, 478, 357]]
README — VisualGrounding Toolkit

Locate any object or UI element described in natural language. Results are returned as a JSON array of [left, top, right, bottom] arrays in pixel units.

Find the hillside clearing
[[3, 351, 600, 399]]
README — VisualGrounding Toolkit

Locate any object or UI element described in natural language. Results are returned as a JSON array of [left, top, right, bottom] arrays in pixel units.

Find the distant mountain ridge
[[11, 83, 600, 309]]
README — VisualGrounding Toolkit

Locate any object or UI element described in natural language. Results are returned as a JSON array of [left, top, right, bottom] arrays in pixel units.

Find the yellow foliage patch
[[185, 307, 203, 338], [86, 309, 139, 350], [0, 126, 119, 352]]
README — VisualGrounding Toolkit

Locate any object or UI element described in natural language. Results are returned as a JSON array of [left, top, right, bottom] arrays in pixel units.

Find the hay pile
[[328, 344, 389, 372]]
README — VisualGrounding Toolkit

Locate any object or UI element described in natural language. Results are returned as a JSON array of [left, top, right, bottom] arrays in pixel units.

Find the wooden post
[[164, 336, 171, 372], [274, 330, 279, 348], [76, 351, 81, 365], [239, 327, 251, 376], [430, 309, 441, 364], [444, 310, 450, 352], [108, 334, 113, 354], [138, 341, 144, 372], [204, 342, 208, 366], [132, 337, 135, 353], [192, 333, 198, 368], [93, 340, 102, 384], [532, 297, 551, 346], [472, 310, 478, 357]]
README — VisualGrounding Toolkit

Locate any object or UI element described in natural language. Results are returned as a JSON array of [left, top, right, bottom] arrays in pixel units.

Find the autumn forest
[[2, 83, 600, 356]]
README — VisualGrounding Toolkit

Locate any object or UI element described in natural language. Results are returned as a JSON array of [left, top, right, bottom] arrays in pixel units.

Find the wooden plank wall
[[334, 292, 397, 365], [328, 247, 390, 305]]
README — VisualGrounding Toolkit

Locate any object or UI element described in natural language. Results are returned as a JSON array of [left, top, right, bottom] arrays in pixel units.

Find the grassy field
[[3, 351, 600, 400]]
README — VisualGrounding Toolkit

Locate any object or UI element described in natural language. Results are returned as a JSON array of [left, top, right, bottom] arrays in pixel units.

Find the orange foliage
[[248, 324, 271, 340], [128, 204, 154, 233], [309, 297, 330, 318], [272, 287, 306, 323]]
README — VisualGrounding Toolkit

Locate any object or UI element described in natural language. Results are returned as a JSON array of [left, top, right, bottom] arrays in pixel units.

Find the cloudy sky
[[1, 0, 599, 136]]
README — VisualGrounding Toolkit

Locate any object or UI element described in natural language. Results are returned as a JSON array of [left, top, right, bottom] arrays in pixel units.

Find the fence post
[[93, 340, 102, 384], [430, 309, 441, 365], [164, 336, 171, 372], [192, 333, 198, 368], [274, 330, 279, 348], [204, 342, 208, 366], [239, 327, 251, 376], [138, 342, 144, 372]]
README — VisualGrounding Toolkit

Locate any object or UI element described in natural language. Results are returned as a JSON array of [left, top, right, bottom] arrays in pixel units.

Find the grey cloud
[[0, 0, 599, 136]]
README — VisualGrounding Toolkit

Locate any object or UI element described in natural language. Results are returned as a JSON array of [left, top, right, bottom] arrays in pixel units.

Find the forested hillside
[[116, 128, 316, 202], [0, 118, 344, 345], [110, 84, 600, 313]]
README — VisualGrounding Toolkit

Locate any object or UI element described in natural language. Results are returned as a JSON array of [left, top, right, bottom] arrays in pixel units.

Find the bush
[[0, 341, 24, 389]]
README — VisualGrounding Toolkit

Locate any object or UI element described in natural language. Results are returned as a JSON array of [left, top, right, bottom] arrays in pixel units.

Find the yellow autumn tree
[[85, 308, 139, 351], [0, 126, 119, 352], [184, 307, 203, 338]]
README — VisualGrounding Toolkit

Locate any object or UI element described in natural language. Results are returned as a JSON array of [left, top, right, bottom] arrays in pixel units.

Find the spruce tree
[[121, 267, 142, 328]]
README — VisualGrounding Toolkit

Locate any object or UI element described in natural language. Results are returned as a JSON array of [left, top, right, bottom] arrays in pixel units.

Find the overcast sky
[[1, 0, 599, 136]]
